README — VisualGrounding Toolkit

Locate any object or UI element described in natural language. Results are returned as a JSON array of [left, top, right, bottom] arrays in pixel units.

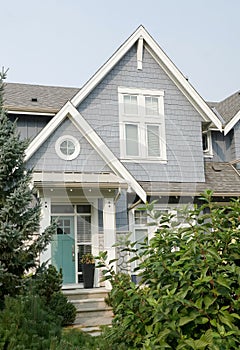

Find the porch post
[[39, 197, 51, 265], [103, 198, 116, 289]]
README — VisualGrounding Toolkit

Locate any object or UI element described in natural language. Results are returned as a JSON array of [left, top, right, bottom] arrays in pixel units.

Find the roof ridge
[[5, 81, 80, 90]]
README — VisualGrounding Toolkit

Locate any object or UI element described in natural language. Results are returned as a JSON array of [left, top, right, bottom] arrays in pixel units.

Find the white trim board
[[70, 25, 222, 131], [224, 110, 240, 135], [25, 102, 146, 202]]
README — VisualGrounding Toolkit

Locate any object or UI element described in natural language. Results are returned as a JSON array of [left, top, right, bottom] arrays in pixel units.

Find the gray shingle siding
[[78, 44, 205, 182], [234, 121, 240, 160], [116, 191, 128, 232], [9, 114, 52, 140], [211, 130, 234, 162], [26, 117, 112, 173]]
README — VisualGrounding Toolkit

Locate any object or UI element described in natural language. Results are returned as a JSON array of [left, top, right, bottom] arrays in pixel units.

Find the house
[[4, 26, 240, 287]]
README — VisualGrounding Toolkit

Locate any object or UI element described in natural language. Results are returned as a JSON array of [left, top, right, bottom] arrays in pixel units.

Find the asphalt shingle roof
[[4, 82, 79, 113], [140, 162, 240, 197], [208, 90, 240, 124]]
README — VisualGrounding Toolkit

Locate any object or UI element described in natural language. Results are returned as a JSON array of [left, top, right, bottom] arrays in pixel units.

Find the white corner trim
[[224, 110, 240, 135], [137, 36, 143, 70]]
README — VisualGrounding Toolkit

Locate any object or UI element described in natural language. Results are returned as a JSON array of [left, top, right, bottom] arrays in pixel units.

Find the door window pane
[[125, 124, 139, 156], [147, 125, 160, 157]]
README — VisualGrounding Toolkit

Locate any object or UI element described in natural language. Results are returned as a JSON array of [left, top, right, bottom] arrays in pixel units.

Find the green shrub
[[0, 294, 61, 350], [49, 292, 76, 326], [98, 191, 240, 349], [33, 264, 62, 303], [31, 264, 76, 326]]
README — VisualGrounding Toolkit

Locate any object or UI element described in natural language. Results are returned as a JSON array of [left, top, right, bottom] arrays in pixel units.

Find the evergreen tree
[[0, 70, 55, 305]]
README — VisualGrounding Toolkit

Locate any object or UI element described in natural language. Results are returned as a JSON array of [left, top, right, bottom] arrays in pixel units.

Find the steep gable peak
[[71, 25, 222, 131]]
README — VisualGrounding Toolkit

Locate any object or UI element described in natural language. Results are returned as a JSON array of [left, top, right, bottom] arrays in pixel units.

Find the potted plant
[[81, 253, 95, 288]]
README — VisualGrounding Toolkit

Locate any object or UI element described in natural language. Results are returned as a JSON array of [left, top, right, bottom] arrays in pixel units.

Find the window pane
[[77, 216, 91, 243], [51, 205, 74, 213], [145, 97, 159, 116], [124, 95, 138, 115], [125, 124, 139, 156], [60, 139, 75, 155], [202, 133, 208, 151], [77, 205, 91, 214], [134, 210, 147, 225], [135, 229, 148, 250], [147, 125, 160, 157]]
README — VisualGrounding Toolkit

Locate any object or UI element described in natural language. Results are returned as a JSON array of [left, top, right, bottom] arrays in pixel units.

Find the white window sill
[[203, 153, 213, 158]]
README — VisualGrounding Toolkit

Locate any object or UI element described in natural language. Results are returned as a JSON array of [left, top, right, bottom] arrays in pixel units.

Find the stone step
[[72, 298, 111, 311], [63, 288, 109, 301], [75, 311, 113, 327], [64, 287, 113, 329]]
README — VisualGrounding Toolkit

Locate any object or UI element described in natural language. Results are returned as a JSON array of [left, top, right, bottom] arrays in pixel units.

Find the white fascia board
[[71, 26, 145, 107], [68, 104, 147, 202], [8, 110, 55, 116], [144, 43, 222, 131], [224, 110, 240, 135], [25, 101, 73, 161]]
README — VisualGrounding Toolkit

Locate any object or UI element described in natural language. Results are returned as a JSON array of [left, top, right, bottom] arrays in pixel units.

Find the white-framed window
[[202, 131, 213, 157], [55, 135, 80, 161], [118, 87, 167, 162]]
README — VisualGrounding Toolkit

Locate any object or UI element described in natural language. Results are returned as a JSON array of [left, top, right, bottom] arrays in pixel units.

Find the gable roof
[[71, 25, 222, 131], [25, 101, 146, 202], [4, 82, 79, 114]]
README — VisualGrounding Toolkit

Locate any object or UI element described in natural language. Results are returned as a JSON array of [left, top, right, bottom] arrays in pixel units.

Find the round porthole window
[[55, 135, 80, 160]]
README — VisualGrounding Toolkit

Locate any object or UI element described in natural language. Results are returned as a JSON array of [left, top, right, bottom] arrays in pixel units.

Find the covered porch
[[33, 171, 128, 288]]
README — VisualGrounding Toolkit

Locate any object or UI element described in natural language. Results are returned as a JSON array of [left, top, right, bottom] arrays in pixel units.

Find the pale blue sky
[[1, 0, 239, 101]]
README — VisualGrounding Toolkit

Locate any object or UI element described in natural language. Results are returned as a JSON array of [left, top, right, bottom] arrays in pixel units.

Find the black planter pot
[[82, 263, 95, 288]]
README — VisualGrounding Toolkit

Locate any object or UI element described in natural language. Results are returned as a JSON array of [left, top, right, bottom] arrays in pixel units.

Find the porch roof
[[32, 171, 128, 189]]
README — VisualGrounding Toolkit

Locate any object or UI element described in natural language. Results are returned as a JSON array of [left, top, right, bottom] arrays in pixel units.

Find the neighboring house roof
[[4, 82, 79, 114], [207, 91, 240, 135], [140, 162, 240, 197]]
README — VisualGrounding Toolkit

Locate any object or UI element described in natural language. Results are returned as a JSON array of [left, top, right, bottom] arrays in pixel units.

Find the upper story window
[[202, 131, 213, 157], [118, 87, 167, 162]]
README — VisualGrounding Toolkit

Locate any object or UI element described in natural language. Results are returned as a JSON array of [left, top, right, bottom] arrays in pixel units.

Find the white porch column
[[103, 198, 116, 289], [39, 197, 51, 265]]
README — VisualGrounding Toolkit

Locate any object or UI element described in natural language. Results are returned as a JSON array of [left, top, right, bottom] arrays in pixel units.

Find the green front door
[[51, 216, 75, 284]]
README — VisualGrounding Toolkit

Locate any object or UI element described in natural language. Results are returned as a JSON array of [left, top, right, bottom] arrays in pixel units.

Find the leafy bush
[[0, 294, 61, 350], [98, 191, 240, 349]]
